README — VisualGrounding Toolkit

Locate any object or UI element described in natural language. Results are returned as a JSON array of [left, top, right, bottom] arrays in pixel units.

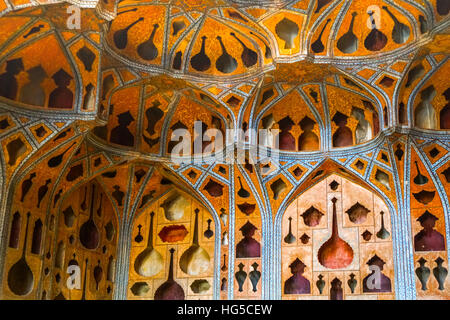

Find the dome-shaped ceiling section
[[256, 73, 382, 152], [307, 0, 439, 60], [104, 1, 274, 80], [0, 4, 104, 118], [92, 76, 230, 157]]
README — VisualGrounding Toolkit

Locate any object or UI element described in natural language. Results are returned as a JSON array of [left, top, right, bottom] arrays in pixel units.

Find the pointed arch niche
[[47, 179, 119, 300], [127, 188, 216, 300], [280, 174, 395, 300]]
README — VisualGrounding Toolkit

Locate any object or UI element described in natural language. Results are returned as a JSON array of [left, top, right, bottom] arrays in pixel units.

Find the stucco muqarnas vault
[[0, 0, 449, 300]]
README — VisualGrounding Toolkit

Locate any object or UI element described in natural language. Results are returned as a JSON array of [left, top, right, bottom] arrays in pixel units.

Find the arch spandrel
[[280, 173, 395, 299]]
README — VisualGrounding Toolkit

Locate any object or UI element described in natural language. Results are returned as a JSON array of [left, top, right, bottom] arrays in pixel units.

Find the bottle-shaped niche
[[236, 221, 261, 258], [220, 208, 228, 226], [144, 100, 164, 136], [190, 36, 211, 72], [415, 258, 430, 291], [79, 185, 100, 250], [219, 231, 227, 246], [284, 258, 311, 294], [351, 106, 372, 144], [7, 212, 34, 296], [9, 212, 21, 248], [137, 24, 159, 61], [179, 209, 210, 275], [284, 217, 296, 244], [37, 179, 51, 208], [249, 262, 261, 292], [261, 114, 275, 147], [311, 19, 331, 53], [364, 11, 387, 51], [19, 65, 47, 106], [235, 263, 247, 292], [221, 254, 227, 272], [414, 210, 445, 252], [362, 254, 392, 293], [0, 58, 24, 100], [221, 278, 227, 291], [415, 86, 437, 130], [20, 172, 36, 202], [277, 116, 296, 151], [80, 259, 89, 300], [154, 248, 185, 300], [107, 255, 115, 282], [433, 257, 447, 291], [317, 198, 354, 269], [236, 177, 250, 199], [332, 112, 353, 147], [413, 161, 429, 186], [337, 12, 358, 54], [347, 273, 357, 293], [113, 17, 144, 50], [437, 0, 450, 16], [48, 69, 74, 109], [215, 36, 237, 74], [230, 32, 257, 68], [93, 260, 103, 291], [298, 116, 319, 151], [316, 274, 325, 294], [110, 111, 135, 147], [134, 211, 163, 277], [376, 211, 390, 240], [329, 278, 343, 300], [204, 219, 214, 239], [381, 6, 410, 44]]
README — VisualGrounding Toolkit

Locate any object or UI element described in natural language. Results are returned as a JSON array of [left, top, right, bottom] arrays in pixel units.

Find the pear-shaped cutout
[[179, 209, 210, 276], [317, 198, 354, 269], [134, 212, 163, 277], [160, 192, 188, 221]]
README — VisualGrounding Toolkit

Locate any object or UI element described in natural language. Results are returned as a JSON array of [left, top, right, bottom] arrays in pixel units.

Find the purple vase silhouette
[[277, 116, 296, 151], [414, 210, 445, 252], [236, 221, 260, 258], [362, 254, 392, 293], [284, 258, 311, 294]]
